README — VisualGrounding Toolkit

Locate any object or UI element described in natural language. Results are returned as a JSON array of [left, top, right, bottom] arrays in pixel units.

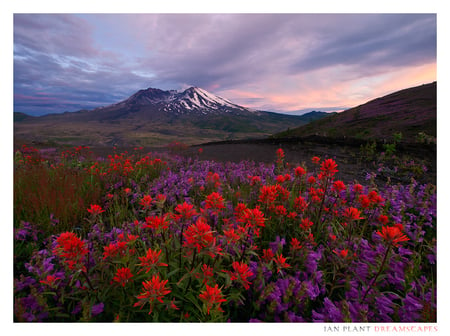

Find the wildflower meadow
[[14, 145, 436, 322]]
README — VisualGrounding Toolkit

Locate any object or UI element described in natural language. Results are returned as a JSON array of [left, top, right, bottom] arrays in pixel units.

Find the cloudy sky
[[13, 13, 436, 116]]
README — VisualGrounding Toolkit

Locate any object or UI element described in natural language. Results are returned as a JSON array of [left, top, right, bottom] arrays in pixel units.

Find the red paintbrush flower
[[112, 267, 133, 287], [198, 284, 227, 315], [377, 225, 410, 247], [320, 158, 338, 177], [134, 274, 171, 315], [87, 204, 105, 215]]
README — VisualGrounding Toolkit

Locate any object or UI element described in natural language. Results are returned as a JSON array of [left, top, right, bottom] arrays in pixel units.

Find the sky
[[13, 13, 436, 116]]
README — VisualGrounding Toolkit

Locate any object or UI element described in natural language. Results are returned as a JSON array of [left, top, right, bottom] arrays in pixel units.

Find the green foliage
[[383, 143, 396, 156], [359, 141, 377, 162]]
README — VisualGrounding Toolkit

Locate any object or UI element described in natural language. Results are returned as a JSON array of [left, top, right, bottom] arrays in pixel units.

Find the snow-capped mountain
[[16, 85, 331, 146], [107, 86, 250, 116]]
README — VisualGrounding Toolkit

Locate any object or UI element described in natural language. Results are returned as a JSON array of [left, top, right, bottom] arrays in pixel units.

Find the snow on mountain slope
[[102, 86, 250, 115]]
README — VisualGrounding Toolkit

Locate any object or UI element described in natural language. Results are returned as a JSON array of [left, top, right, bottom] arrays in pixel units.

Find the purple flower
[[305, 280, 320, 300], [286, 311, 305, 322], [91, 302, 104, 316], [14, 275, 37, 292], [347, 301, 369, 322], [305, 248, 322, 275], [399, 293, 423, 321], [375, 293, 396, 321], [15, 228, 29, 241], [71, 302, 82, 315]]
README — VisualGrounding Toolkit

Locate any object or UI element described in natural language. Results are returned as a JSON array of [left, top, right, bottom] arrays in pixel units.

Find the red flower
[[290, 238, 302, 251], [343, 207, 364, 220], [295, 166, 306, 177], [353, 184, 364, 193], [312, 156, 321, 164], [248, 175, 262, 186], [143, 215, 169, 231], [358, 195, 371, 208], [377, 225, 410, 247], [134, 274, 171, 315], [394, 223, 404, 231], [378, 215, 389, 225], [294, 196, 309, 212], [102, 241, 127, 260], [183, 217, 214, 253], [277, 184, 290, 201], [204, 192, 225, 214], [234, 202, 248, 218], [113, 267, 133, 287], [198, 284, 227, 315], [173, 202, 198, 222], [87, 204, 105, 215], [223, 227, 242, 244], [368, 190, 384, 205], [307, 175, 316, 184], [274, 205, 287, 216], [332, 180, 346, 193], [276, 148, 285, 159], [155, 193, 167, 204], [53, 232, 88, 271], [287, 211, 298, 219], [170, 298, 180, 311], [320, 158, 338, 177], [333, 249, 349, 258], [262, 248, 274, 262], [300, 218, 313, 230], [258, 185, 278, 206], [206, 172, 221, 189], [224, 261, 253, 290], [40, 274, 61, 287], [125, 234, 139, 243], [139, 195, 153, 210], [276, 148, 285, 165], [201, 264, 214, 284], [274, 254, 291, 273], [238, 207, 266, 228], [138, 248, 168, 273]]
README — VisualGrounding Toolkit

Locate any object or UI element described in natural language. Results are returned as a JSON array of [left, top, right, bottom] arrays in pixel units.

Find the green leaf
[[184, 291, 203, 312], [42, 291, 57, 296]]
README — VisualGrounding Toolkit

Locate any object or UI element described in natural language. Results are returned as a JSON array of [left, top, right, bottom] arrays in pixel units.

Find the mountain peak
[[113, 86, 249, 115]]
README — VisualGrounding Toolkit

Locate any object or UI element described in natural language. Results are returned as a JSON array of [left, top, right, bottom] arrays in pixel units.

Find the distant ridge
[[274, 82, 436, 142]]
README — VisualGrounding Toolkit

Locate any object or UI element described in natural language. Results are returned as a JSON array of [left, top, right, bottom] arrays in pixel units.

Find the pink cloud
[[219, 62, 436, 112]]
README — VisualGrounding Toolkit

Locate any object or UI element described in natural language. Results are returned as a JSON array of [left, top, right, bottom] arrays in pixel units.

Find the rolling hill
[[274, 82, 436, 142]]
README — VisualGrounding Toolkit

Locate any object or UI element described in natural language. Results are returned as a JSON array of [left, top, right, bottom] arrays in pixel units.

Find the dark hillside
[[274, 82, 436, 142]]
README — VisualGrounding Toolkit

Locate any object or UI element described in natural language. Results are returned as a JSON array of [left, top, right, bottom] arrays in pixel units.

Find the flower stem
[[361, 244, 392, 302], [81, 270, 100, 302]]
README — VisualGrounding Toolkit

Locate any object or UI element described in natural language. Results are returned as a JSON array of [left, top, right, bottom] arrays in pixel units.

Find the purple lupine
[[375, 292, 397, 321], [399, 292, 423, 322], [91, 302, 104, 316], [269, 236, 285, 254]]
